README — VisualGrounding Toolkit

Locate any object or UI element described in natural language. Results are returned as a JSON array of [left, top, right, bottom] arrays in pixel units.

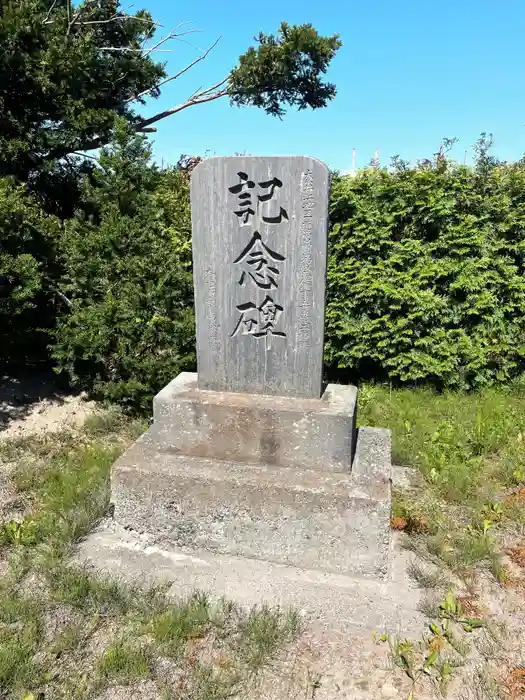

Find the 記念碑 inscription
[[230, 175, 287, 348], [191, 156, 329, 398]]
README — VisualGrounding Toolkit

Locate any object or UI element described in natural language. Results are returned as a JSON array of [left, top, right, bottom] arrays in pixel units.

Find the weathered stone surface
[[190, 156, 329, 398], [352, 427, 391, 485], [111, 425, 391, 579], [152, 372, 357, 472], [77, 523, 423, 636]]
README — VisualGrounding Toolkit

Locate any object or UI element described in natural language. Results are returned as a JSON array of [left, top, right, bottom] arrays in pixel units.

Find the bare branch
[[74, 14, 119, 27], [39, 19, 228, 157], [192, 76, 229, 97], [142, 24, 202, 57], [75, 14, 162, 27], [69, 77, 230, 153], [135, 81, 229, 131], [100, 27, 200, 55], [126, 36, 221, 103], [43, 0, 59, 25], [99, 47, 175, 52], [53, 289, 73, 308], [67, 0, 98, 35], [43, 4, 162, 30], [70, 151, 101, 161]]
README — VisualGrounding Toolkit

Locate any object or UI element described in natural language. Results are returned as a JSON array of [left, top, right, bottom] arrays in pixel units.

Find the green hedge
[[4, 136, 525, 405], [325, 161, 525, 389], [51, 137, 195, 409]]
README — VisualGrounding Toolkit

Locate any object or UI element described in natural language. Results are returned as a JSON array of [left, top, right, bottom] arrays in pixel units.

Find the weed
[[380, 591, 484, 698], [148, 593, 213, 658], [361, 385, 525, 698], [98, 639, 153, 683], [391, 493, 430, 535], [460, 665, 506, 699], [161, 660, 241, 700], [407, 562, 446, 590], [369, 383, 522, 578], [47, 565, 137, 613], [383, 633, 444, 699], [82, 408, 127, 436], [360, 385, 525, 505], [438, 591, 484, 632], [50, 619, 91, 655], [0, 585, 46, 694], [418, 598, 442, 620], [512, 467, 524, 485], [0, 518, 39, 547], [232, 605, 301, 674]]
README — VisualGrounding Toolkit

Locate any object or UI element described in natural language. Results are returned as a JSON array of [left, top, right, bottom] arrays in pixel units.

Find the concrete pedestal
[[110, 373, 392, 580], [152, 372, 358, 472]]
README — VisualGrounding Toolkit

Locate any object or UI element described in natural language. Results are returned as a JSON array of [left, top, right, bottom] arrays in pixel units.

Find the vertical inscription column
[[229, 174, 288, 350], [191, 157, 329, 399]]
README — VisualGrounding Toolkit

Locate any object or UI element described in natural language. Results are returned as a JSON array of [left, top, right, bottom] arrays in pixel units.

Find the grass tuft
[[407, 561, 446, 590], [98, 639, 154, 683], [148, 593, 213, 658], [232, 605, 301, 673]]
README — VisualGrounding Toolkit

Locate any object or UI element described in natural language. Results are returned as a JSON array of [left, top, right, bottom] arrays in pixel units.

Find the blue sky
[[138, 0, 525, 172]]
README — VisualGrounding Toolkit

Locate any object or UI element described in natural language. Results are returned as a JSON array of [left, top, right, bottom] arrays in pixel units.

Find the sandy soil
[[0, 372, 98, 440]]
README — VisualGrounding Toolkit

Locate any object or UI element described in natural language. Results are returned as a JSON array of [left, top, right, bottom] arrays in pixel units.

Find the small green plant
[[98, 640, 153, 683], [379, 591, 484, 698], [382, 634, 442, 700], [148, 593, 212, 658], [512, 466, 524, 484], [438, 591, 484, 633], [233, 604, 301, 673], [481, 501, 503, 521], [0, 519, 38, 547]]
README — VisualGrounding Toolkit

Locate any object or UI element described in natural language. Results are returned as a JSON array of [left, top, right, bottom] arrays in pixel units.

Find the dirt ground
[[0, 372, 98, 440], [1, 372, 524, 700]]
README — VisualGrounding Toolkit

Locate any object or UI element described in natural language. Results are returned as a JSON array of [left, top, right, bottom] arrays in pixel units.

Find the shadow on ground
[[0, 370, 75, 433]]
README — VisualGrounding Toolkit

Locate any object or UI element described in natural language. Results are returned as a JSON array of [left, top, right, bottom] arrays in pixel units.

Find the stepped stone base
[[77, 524, 423, 636], [152, 372, 358, 473], [112, 424, 391, 579], [105, 373, 394, 625]]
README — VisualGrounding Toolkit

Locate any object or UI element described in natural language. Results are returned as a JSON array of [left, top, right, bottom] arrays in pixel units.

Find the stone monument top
[[191, 156, 329, 399]]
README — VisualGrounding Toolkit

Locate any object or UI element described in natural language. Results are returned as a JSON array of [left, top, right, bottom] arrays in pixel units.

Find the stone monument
[[103, 156, 394, 624], [192, 157, 327, 398]]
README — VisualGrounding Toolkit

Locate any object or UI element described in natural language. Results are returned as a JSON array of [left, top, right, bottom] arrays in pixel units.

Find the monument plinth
[[110, 156, 392, 585]]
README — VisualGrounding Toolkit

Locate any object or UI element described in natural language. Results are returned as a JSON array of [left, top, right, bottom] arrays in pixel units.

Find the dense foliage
[[0, 178, 61, 365], [0, 0, 340, 210], [51, 133, 195, 408], [0, 0, 162, 199], [229, 23, 341, 118], [326, 153, 525, 389], [0, 0, 340, 398]]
